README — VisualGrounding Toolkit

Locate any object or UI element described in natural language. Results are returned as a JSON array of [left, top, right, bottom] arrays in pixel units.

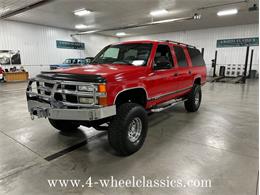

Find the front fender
[[107, 82, 148, 105]]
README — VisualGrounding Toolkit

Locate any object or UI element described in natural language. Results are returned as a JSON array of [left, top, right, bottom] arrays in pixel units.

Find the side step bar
[[150, 98, 186, 113]]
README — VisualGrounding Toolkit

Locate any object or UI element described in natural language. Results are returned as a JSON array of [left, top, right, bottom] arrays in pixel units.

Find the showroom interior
[[0, 0, 259, 194]]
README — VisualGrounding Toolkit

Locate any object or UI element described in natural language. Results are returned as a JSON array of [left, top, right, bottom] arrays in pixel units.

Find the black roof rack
[[162, 40, 197, 49]]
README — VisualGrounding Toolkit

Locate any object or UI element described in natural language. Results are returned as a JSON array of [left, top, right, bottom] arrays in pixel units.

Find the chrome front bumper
[[26, 78, 116, 121], [27, 100, 116, 121]]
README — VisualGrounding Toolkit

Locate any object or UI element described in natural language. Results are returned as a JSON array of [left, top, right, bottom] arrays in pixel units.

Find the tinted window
[[173, 46, 188, 67], [188, 48, 205, 66], [78, 59, 86, 64], [64, 59, 73, 64], [153, 45, 174, 69]]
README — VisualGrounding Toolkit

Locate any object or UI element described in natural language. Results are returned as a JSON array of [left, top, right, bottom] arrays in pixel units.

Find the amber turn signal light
[[98, 84, 106, 93], [98, 97, 108, 106]]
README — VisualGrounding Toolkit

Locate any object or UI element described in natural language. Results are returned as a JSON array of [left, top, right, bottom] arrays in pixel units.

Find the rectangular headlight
[[78, 85, 94, 92], [37, 81, 44, 86], [79, 97, 95, 104]]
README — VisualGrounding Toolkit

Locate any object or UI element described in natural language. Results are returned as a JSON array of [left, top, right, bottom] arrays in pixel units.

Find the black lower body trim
[[148, 86, 192, 101]]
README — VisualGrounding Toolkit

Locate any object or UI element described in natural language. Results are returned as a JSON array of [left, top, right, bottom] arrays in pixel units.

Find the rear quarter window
[[187, 48, 205, 66], [173, 46, 188, 67]]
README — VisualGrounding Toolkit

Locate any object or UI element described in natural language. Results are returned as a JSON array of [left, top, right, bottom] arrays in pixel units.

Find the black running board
[[150, 98, 186, 113]]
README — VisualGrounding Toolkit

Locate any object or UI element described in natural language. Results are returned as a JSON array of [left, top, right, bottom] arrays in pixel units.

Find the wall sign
[[56, 40, 85, 50], [217, 37, 259, 48]]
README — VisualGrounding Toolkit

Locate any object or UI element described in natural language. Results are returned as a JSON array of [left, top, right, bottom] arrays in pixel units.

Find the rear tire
[[48, 119, 79, 132], [184, 84, 202, 112], [108, 103, 148, 156]]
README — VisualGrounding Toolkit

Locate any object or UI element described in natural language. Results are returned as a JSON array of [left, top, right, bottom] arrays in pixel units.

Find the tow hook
[[30, 108, 49, 120]]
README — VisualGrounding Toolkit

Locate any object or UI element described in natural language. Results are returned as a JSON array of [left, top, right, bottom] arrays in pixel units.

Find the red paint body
[[55, 40, 207, 109]]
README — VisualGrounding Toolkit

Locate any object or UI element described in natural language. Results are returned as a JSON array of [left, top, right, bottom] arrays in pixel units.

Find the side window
[[153, 45, 174, 70], [173, 46, 188, 67], [187, 48, 206, 66], [102, 48, 119, 59]]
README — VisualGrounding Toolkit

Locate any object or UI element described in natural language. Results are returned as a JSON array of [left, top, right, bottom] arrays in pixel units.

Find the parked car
[[85, 57, 94, 64], [50, 58, 92, 70], [26, 40, 206, 156]]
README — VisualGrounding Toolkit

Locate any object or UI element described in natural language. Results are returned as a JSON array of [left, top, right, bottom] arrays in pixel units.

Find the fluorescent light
[[116, 32, 126, 36], [150, 9, 168, 16], [75, 24, 89, 29], [74, 8, 91, 16], [193, 13, 201, 20], [217, 9, 238, 16]]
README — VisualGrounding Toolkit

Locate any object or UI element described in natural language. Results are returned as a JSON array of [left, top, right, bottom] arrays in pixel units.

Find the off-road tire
[[108, 103, 148, 156], [48, 119, 79, 132], [184, 84, 202, 112]]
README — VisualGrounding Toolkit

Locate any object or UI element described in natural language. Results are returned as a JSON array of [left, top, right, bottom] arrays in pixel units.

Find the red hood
[[53, 64, 147, 82]]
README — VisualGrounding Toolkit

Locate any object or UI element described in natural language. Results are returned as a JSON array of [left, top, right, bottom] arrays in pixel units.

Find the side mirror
[[154, 56, 172, 70]]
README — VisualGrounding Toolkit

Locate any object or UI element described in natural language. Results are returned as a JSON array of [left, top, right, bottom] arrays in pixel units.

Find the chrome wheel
[[195, 91, 200, 106], [128, 117, 142, 142]]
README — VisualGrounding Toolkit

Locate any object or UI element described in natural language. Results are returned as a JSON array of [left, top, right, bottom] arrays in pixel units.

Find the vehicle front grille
[[34, 80, 97, 106]]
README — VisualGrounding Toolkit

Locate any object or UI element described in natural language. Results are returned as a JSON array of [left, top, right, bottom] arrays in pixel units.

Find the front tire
[[108, 103, 148, 156], [184, 84, 202, 112], [48, 119, 79, 132]]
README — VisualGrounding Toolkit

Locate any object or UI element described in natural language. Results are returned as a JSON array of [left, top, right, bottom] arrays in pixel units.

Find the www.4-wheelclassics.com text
[[47, 176, 212, 188]]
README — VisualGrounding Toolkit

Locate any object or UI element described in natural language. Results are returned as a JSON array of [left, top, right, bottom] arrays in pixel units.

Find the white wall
[[0, 20, 118, 77], [0, 21, 258, 78], [120, 24, 259, 76]]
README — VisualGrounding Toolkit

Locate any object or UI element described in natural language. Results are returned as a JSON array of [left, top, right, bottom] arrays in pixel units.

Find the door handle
[[173, 72, 178, 77], [188, 70, 192, 74]]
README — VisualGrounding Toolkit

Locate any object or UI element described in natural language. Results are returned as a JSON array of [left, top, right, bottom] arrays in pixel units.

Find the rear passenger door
[[173, 46, 193, 89]]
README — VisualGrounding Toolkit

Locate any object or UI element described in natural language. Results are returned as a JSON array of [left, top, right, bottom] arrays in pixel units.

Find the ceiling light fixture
[[75, 24, 89, 29], [217, 9, 238, 16], [150, 9, 168, 16], [116, 32, 126, 36], [193, 13, 201, 20], [74, 8, 91, 16]]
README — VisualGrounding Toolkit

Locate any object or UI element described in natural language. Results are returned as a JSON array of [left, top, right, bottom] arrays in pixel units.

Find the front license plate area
[[31, 107, 50, 119]]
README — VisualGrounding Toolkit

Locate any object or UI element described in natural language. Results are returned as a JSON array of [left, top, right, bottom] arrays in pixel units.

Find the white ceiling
[[1, 0, 259, 37], [0, 0, 43, 17]]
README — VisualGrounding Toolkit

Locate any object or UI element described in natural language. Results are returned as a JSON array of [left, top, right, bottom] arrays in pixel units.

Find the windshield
[[92, 43, 153, 66]]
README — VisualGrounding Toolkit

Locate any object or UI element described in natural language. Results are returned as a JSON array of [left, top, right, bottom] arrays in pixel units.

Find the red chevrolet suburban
[[26, 40, 206, 156]]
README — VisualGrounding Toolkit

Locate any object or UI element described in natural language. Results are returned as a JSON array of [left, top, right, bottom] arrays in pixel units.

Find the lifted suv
[[26, 40, 206, 156]]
